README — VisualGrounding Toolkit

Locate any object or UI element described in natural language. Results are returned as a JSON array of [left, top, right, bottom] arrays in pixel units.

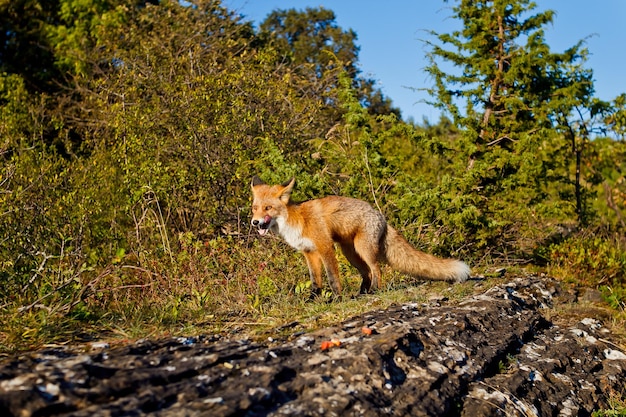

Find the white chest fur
[[275, 217, 316, 252]]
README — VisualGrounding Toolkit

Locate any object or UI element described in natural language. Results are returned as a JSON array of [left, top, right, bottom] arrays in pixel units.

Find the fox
[[250, 176, 470, 297]]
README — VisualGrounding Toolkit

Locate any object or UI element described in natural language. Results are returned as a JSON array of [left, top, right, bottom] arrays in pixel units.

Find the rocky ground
[[1, 276, 625, 416]]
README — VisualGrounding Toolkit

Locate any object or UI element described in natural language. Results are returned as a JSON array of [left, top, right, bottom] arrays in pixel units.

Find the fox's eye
[[265, 206, 272, 211], [252, 205, 258, 211]]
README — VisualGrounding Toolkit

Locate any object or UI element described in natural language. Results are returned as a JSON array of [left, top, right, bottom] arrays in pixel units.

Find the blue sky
[[224, 0, 626, 123]]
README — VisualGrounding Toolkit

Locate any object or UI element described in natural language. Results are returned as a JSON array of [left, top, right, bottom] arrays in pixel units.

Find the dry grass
[[1, 234, 625, 355]]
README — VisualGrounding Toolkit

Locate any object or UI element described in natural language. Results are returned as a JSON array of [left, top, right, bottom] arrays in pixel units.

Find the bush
[[548, 230, 626, 305]]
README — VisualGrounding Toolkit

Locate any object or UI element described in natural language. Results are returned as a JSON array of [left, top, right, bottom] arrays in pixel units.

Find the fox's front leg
[[318, 246, 342, 296], [303, 251, 324, 297], [303, 249, 342, 297]]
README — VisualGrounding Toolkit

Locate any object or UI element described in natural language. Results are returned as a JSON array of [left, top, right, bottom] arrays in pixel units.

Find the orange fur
[[250, 176, 470, 296]]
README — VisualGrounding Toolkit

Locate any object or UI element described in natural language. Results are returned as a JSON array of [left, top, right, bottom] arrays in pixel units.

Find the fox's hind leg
[[340, 234, 381, 294], [339, 241, 372, 294], [353, 233, 382, 293]]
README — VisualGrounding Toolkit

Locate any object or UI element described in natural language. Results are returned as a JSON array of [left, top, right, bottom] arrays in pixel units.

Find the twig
[[108, 283, 153, 291], [476, 381, 538, 417], [486, 135, 515, 147], [363, 148, 381, 212], [18, 277, 77, 313], [603, 181, 626, 228], [598, 337, 626, 352], [22, 252, 56, 292]]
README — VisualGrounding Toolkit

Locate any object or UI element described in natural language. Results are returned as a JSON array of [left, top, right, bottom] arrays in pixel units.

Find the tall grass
[[2, 228, 489, 352]]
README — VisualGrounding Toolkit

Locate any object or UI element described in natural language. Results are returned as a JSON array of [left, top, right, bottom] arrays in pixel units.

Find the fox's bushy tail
[[381, 226, 470, 283]]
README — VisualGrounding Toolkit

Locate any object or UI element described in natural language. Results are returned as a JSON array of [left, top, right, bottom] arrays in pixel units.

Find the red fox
[[250, 176, 470, 296]]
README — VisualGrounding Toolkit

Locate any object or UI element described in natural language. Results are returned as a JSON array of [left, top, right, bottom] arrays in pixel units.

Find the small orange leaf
[[361, 327, 373, 336], [321, 339, 342, 351]]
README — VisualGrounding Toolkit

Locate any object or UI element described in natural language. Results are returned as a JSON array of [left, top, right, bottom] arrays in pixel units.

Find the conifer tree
[[423, 0, 599, 252]]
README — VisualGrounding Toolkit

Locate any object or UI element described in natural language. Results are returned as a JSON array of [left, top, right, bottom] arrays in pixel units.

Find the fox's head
[[250, 176, 295, 236]]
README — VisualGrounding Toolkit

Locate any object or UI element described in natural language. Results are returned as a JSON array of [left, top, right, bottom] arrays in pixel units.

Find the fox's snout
[[251, 215, 271, 227], [252, 214, 273, 236]]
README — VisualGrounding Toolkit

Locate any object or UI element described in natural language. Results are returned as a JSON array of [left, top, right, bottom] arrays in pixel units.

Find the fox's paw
[[306, 287, 322, 302]]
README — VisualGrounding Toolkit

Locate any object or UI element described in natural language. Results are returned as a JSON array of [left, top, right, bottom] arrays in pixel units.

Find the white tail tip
[[453, 261, 471, 283]]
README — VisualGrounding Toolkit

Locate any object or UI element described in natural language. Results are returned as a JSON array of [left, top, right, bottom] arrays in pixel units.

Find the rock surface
[[1, 276, 625, 416]]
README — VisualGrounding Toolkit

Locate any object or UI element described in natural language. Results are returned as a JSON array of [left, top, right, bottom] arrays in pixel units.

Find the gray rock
[[0, 276, 624, 416]]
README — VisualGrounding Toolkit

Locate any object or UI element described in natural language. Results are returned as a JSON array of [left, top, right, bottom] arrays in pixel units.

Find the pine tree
[[422, 0, 599, 253]]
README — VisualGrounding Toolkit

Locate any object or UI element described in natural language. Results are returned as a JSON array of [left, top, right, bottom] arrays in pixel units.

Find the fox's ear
[[281, 177, 295, 188], [279, 177, 295, 203], [251, 176, 265, 188]]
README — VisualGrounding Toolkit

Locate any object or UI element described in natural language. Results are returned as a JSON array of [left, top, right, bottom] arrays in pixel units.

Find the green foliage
[[418, 0, 602, 255], [46, 0, 127, 78], [590, 137, 626, 228], [601, 286, 626, 314], [259, 7, 400, 117], [0, 0, 61, 90], [260, 7, 358, 77], [0, 0, 625, 352], [0, 1, 312, 338], [548, 231, 626, 289], [605, 94, 626, 139], [593, 394, 626, 417]]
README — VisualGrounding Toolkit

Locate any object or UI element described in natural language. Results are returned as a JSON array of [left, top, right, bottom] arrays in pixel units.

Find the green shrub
[[548, 230, 626, 288], [548, 230, 626, 314]]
